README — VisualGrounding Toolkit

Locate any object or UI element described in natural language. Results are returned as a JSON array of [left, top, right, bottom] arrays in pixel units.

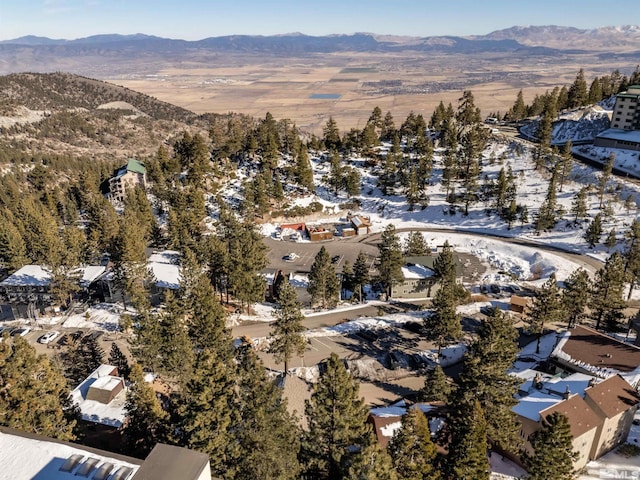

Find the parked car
[[11, 327, 31, 337], [331, 255, 341, 264], [38, 330, 60, 344], [283, 253, 299, 262]]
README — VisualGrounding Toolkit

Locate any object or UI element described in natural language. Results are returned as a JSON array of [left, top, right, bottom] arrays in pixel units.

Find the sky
[[0, 0, 639, 41]]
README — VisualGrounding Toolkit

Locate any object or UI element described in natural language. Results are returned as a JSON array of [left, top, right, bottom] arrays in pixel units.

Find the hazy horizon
[[1, 0, 639, 42]]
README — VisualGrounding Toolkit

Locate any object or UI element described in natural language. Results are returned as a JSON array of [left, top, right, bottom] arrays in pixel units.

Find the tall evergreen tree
[[404, 231, 429, 256], [570, 187, 588, 223], [123, 363, 168, 458], [598, 153, 615, 209], [269, 280, 307, 374], [233, 341, 301, 480], [352, 251, 370, 304], [302, 353, 371, 480], [108, 342, 131, 380], [584, 213, 603, 248], [535, 166, 559, 232], [420, 365, 451, 402], [590, 252, 627, 330], [295, 144, 315, 192], [445, 399, 489, 480], [562, 268, 591, 328], [308, 246, 340, 309], [349, 440, 398, 480], [523, 412, 577, 480], [423, 284, 462, 355], [61, 334, 104, 387], [0, 337, 77, 441], [567, 69, 589, 108], [376, 225, 405, 300], [177, 348, 239, 477], [388, 407, 441, 480], [623, 218, 640, 300], [527, 274, 562, 354], [458, 307, 520, 452]]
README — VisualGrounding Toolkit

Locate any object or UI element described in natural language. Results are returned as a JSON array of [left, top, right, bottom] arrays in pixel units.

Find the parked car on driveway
[[11, 326, 31, 337], [38, 330, 60, 344]]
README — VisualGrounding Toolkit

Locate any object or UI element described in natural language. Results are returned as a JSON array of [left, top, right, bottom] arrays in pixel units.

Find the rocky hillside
[[0, 72, 208, 162]]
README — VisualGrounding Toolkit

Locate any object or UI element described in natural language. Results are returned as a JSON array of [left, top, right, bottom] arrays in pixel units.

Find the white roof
[[79, 266, 106, 287], [0, 265, 51, 287], [596, 128, 640, 143], [147, 250, 180, 265], [70, 365, 127, 428], [512, 390, 562, 421], [401, 263, 435, 279], [0, 430, 140, 480], [149, 262, 180, 290]]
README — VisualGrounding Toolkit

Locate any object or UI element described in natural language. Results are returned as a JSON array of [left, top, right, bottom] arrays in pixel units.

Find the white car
[[38, 330, 59, 344], [10, 327, 31, 338], [284, 253, 299, 262]]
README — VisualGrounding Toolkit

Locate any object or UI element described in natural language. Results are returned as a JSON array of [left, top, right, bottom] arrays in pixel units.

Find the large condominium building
[[611, 85, 640, 131]]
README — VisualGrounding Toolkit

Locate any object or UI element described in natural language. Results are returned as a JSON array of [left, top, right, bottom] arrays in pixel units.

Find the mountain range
[[0, 25, 640, 74]]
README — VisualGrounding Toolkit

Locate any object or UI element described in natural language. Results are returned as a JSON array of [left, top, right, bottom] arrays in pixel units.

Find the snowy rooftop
[[149, 262, 180, 290], [596, 128, 640, 143], [401, 263, 435, 280], [78, 266, 106, 287], [512, 390, 562, 422], [70, 365, 127, 428], [0, 265, 51, 287], [147, 250, 180, 264], [0, 428, 140, 480]]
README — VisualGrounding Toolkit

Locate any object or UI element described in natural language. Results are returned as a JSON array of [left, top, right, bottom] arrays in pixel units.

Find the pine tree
[[108, 343, 131, 380], [605, 228, 617, 249], [302, 353, 371, 480], [536, 167, 559, 232], [349, 440, 398, 480], [458, 307, 520, 453], [269, 280, 307, 374], [308, 246, 340, 309], [523, 412, 577, 480], [159, 291, 194, 380], [558, 140, 573, 192], [445, 399, 489, 480], [323, 117, 341, 151], [295, 144, 315, 192], [0, 337, 77, 441], [623, 219, 640, 300], [584, 213, 603, 248], [570, 187, 588, 223], [598, 153, 615, 209], [590, 252, 627, 330], [233, 341, 301, 480], [353, 251, 370, 304], [420, 365, 451, 402], [562, 268, 591, 328], [177, 348, 239, 477], [567, 69, 589, 108], [388, 407, 441, 480], [61, 334, 104, 387], [376, 225, 405, 300], [508, 90, 527, 121], [404, 231, 429, 256], [123, 363, 168, 458], [423, 284, 462, 355], [528, 274, 562, 353]]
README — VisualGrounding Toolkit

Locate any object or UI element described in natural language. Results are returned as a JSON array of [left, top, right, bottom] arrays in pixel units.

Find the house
[[348, 214, 372, 235], [0, 264, 106, 307], [71, 365, 127, 427], [510, 295, 530, 315], [108, 159, 147, 204], [308, 226, 334, 241], [513, 371, 640, 470], [368, 399, 446, 447], [390, 255, 463, 299], [0, 426, 213, 480], [550, 325, 640, 388]]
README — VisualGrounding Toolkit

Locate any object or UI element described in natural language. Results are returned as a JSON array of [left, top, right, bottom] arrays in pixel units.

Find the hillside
[[0, 72, 207, 162]]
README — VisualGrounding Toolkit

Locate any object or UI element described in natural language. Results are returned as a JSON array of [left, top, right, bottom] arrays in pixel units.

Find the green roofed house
[[108, 159, 146, 204]]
